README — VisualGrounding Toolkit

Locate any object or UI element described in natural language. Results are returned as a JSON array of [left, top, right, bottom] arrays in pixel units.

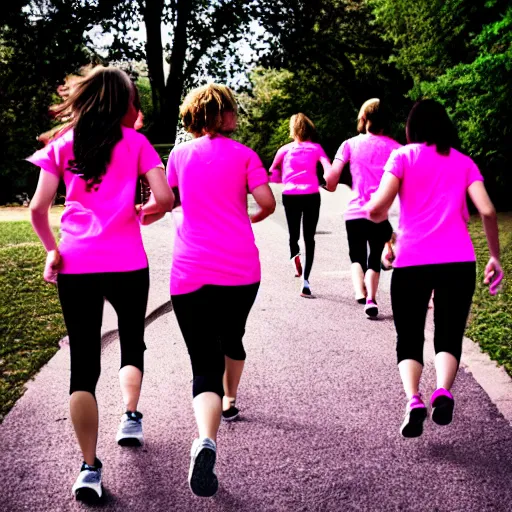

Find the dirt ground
[[0, 206, 63, 226]]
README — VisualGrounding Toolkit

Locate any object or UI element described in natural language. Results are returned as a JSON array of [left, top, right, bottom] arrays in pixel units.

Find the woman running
[[270, 113, 331, 298], [325, 98, 401, 317], [366, 99, 503, 438], [163, 84, 275, 497], [28, 67, 174, 502]]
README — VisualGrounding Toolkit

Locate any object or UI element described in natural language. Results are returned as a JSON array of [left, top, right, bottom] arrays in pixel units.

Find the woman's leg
[[391, 267, 433, 398], [432, 263, 476, 391], [391, 266, 433, 437], [283, 194, 303, 262], [58, 273, 104, 466], [105, 268, 150, 413], [345, 219, 368, 301], [302, 193, 321, 282], [172, 287, 224, 440], [366, 220, 393, 302], [217, 283, 260, 413]]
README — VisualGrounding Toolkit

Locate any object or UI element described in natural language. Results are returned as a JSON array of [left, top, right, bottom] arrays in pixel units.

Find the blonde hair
[[180, 84, 238, 136], [289, 113, 317, 142], [357, 98, 388, 134]]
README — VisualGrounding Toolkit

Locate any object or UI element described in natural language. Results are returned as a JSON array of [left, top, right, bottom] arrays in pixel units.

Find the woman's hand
[[44, 249, 62, 284], [484, 256, 504, 295]]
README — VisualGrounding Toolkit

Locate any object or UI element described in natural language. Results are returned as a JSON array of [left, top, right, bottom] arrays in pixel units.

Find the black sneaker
[[222, 405, 240, 421], [301, 279, 313, 298]]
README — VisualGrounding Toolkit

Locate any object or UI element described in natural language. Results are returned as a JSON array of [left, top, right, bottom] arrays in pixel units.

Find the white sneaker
[[116, 411, 144, 446], [72, 459, 102, 502], [188, 437, 218, 497]]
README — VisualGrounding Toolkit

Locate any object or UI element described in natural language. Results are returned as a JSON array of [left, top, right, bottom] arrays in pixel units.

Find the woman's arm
[[269, 148, 285, 183], [30, 170, 62, 283], [366, 173, 400, 223], [324, 159, 344, 192], [468, 180, 503, 294], [250, 184, 276, 223]]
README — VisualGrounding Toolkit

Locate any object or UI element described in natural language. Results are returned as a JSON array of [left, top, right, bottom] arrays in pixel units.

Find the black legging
[[171, 283, 260, 399], [391, 262, 476, 365], [58, 268, 149, 396], [282, 193, 321, 281], [345, 218, 393, 273]]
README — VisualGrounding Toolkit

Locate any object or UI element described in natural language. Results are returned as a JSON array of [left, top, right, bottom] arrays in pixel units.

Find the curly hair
[[180, 84, 238, 136]]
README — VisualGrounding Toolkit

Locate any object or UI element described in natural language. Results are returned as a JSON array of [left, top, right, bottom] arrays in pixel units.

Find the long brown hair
[[52, 67, 134, 191]]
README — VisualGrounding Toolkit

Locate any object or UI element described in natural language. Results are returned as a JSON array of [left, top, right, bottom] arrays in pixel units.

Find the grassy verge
[[0, 221, 65, 422], [467, 213, 512, 376]]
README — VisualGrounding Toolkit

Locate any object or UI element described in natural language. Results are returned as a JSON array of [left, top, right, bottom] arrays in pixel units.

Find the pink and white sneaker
[[430, 388, 455, 426], [400, 394, 427, 438]]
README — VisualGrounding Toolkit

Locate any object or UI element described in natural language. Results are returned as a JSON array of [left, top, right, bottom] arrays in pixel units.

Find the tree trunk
[[142, 0, 166, 140], [162, 0, 192, 143]]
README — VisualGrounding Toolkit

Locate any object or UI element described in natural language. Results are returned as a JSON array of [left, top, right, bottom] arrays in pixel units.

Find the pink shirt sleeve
[[270, 146, 287, 183], [166, 150, 178, 188], [247, 150, 269, 192], [26, 141, 63, 177], [467, 159, 484, 187], [138, 136, 164, 175], [334, 140, 351, 165], [317, 144, 329, 161], [383, 149, 405, 180]]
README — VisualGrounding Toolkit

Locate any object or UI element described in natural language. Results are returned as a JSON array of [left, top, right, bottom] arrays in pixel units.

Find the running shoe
[[430, 388, 455, 426], [222, 401, 240, 421], [400, 395, 427, 438], [72, 458, 103, 502], [291, 254, 302, 278], [356, 296, 367, 305], [301, 279, 313, 298], [365, 299, 378, 318], [189, 437, 218, 497], [116, 411, 144, 446]]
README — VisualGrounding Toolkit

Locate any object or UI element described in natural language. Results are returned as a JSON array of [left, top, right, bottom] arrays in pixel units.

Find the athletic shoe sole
[[189, 447, 218, 497], [431, 395, 454, 425], [400, 407, 427, 438], [356, 297, 367, 305], [301, 292, 314, 298], [117, 436, 143, 447], [74, 486, 102, 503], [222, 406, 240, 422], [365, 305, 378, 318]]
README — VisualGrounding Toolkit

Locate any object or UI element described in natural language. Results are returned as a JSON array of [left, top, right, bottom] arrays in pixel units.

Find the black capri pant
[[391, 262, 476, 365], [171, 283, 260, 399], [58, 268, 149, 396], [345, 218, 393, 273]]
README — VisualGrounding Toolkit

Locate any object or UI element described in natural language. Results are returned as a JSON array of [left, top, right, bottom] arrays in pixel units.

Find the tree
[[417, 5, 512, 209], [100, 0, 254, 142], [0, 1, 101, 203]]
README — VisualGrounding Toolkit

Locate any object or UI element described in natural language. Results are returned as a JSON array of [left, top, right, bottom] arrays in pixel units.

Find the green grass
[[467, 213, 512, 376], [0, 222, 65, 422]]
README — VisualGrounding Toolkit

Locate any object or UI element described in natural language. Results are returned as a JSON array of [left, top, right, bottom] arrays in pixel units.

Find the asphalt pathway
[[1, 186, 511, 511]]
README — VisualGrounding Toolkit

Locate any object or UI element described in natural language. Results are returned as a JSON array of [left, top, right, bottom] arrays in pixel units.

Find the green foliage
[[0, 3, 99, 204], [0, 222, 66, 421], [467, 214, 512, 376], [414, 6, 512, 208]]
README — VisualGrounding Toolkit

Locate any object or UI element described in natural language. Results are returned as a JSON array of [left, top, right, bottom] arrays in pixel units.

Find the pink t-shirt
[[335, 133, 402, 220], [167, 134, 269, 295], [270, 141, 328, 195], [27, 127, 163, 274], [384, 143, 484, 267]]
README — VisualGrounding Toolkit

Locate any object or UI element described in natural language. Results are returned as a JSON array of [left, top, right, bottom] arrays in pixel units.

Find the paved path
[[1, 187, 512, 511]]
